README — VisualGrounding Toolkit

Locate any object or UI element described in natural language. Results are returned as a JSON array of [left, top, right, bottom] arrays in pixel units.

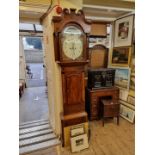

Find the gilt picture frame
[[114, 15, 134, 47], [110, 47, 131, 67], [130, 74, 135, 90]]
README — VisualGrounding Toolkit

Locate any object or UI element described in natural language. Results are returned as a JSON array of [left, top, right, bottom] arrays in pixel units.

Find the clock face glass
[[61, 26, 84, 60]]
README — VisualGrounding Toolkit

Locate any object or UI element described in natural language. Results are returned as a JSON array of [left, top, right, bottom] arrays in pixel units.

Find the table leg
[[117, 116, 119, 125], [102, 116, 104, 126]]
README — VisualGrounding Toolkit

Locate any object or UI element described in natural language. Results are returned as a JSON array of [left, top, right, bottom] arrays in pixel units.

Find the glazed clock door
[[62, 68, 85, 115], [60, 25, 86, 62]]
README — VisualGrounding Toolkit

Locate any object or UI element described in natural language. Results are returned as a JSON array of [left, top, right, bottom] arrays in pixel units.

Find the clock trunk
[[62, 66, 85, 115]]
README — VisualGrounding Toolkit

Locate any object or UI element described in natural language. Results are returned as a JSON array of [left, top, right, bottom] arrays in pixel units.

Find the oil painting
[[114, 68, 130, 90], [111, 47, 131, 67]]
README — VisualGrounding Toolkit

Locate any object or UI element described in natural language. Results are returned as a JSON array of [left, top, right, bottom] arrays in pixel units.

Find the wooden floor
[[24, 117, 134, 155]]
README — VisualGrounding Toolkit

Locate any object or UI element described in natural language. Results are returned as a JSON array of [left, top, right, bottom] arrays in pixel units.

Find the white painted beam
[[83, 4, 134, 12], [85, 16, 116, 22]]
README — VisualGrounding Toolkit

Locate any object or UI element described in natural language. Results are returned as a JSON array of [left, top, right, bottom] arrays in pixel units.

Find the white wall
[[19, 36, 26, 81]]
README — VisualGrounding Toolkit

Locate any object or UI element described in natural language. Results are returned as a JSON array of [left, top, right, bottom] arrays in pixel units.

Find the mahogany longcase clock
[[52, 8, 91, 115]]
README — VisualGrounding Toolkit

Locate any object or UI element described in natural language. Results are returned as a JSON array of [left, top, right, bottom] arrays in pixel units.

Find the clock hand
[[73, 42, 76, 58], [72, 42, 74, 50]]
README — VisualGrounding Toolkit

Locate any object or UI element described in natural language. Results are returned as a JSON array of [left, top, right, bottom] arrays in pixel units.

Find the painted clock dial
[[61, 26, 84, 60]]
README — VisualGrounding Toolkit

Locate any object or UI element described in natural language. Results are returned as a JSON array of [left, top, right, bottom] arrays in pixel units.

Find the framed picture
[[112, 68, 130, 90], [130, 74, 135, 90], [71, 134, 89, 152], [127, 95, 135, 105], [110, 47, 131, 67], [71, 124, 84, 137], [120, 104, 135, 123], [114, 15, 134, 47], [119, 89, 129, 101], [128, 89, 135, 97], [119, 100, 135, 110], [89, 37, 107, 48], [130, 58, 135, 74]]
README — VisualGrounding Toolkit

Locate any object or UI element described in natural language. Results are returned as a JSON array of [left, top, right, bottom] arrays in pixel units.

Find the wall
[[108, 15, 135, 123], [42, 0, 83, 135], [20, 0, 51, 5], [19, 36, 26, 81], [24, 50, 43, 63]]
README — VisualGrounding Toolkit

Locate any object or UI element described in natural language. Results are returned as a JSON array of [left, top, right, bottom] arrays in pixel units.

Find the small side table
[[101, 99, 120, 126]]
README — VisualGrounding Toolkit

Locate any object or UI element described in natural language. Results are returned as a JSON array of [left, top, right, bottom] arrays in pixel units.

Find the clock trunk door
[[62, 68, 85, 114]]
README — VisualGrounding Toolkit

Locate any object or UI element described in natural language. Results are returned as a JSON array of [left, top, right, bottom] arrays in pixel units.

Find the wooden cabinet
[[86, 87, 119, 120], [90, 23, 107, 36]]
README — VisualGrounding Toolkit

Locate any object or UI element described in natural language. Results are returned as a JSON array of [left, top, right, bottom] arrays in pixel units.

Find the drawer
[[91, 103, 98, 109], [91, 97, 97, 103], [91, 108, 98, 114]]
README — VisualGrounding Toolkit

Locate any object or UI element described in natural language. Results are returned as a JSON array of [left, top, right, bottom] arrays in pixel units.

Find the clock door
[[62, 67, 85, 115], [60, 25, 85, 62]]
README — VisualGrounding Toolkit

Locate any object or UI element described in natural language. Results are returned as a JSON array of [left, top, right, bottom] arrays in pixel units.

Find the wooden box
[[90, 23, 107, 36]]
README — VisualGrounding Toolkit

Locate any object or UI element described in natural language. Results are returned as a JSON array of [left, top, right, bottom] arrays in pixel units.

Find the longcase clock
[[52, 8, 91, 117]]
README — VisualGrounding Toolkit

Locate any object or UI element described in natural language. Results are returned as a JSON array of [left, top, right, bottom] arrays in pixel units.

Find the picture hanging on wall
[[112, 68, 130, 90], [89, 37, 107, 48], [114, 15, 134, 47], [110, 47, 131, 67]]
